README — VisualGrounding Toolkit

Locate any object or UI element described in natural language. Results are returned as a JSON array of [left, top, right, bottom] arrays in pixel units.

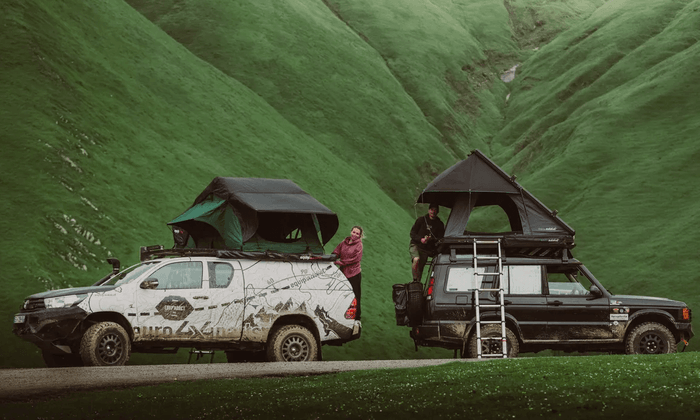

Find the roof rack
[[139, 245, 338, 263]]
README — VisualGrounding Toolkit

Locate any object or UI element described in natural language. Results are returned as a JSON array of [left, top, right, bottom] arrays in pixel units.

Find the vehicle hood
[[28, 285, 118, 299], [611, 295, 687, 308]]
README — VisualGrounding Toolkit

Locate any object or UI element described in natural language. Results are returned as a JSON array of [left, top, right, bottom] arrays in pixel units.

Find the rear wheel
[[266, 325, 318, 362], [406, 282, 424, 326], [625, 322, 676, 354], [467, 324, 519, 358], [80, 322, 131, 366]]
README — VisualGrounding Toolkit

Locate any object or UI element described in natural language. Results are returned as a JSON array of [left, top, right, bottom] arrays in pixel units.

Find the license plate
[[14, 314, 25, 324]]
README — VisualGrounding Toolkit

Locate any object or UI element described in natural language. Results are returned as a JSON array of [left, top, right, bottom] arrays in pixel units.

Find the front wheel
[[266, 325, 319, 362], [80, 322, 131, 366], [467, 324, 519, 358], [625, 322, 677, 354]]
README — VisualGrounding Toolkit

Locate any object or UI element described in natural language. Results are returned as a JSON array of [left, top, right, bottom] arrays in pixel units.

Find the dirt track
[[0, 359, 488, 402]]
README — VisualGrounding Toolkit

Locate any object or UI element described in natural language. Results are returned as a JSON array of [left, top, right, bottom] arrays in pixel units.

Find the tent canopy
[[168, 178, 339, 254], [417, 150, 575, 243]]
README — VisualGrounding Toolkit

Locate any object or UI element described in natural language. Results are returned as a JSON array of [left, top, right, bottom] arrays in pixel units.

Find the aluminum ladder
[[472, 239, 508, 358]]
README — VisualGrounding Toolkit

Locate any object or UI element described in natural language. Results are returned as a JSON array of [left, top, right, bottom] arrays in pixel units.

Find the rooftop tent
[[168, 178, 339, 254], [417, 150, 575, 248]]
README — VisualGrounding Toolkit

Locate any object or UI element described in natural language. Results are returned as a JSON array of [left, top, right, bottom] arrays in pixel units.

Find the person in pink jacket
[[332, 226, 364, 320]]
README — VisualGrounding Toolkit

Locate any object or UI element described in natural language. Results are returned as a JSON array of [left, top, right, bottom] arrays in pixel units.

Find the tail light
[[682, 307, 691, 321], [426, 276, 435, 300], [345, 298, 357, 319]]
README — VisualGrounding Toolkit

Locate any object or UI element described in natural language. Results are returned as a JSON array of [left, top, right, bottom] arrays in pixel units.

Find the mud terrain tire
[[625, 322, 677, 355], [266, 325, 318, 362], [80, 322, 131, 366], [467, 324, 519, 358]]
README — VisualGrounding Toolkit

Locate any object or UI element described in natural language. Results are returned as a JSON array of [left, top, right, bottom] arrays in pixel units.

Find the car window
[[148, 261, 203, 290], [546, 266, 593, 296], [105, 262, 158, 286], [445, 266, 488, 292], [208, 262, 234, 289], [503, 265, 543, 295]]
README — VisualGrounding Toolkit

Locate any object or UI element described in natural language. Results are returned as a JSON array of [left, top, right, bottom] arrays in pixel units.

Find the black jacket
[[410, 214, 445, 254]]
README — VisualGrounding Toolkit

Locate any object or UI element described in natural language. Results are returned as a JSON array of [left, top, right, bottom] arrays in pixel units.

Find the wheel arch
[[269, 315, 321, 352], [267, 314, 322, 361], [465, 314, 523, 345], [625, 311, 679, 342], [82, 312, 134, 342]]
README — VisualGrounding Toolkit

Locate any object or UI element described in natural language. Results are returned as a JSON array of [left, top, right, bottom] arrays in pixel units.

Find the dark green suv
[[394, 241, 693, 358]]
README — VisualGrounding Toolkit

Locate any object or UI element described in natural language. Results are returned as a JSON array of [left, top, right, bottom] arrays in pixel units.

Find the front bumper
[[13, 307, 88, 348]]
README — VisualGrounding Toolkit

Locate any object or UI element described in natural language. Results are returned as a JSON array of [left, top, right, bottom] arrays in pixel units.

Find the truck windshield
[[104, 262, 158, 287]]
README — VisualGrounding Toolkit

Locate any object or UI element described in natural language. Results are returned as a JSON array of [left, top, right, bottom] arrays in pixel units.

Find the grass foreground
[[3, 353, 699, 419]]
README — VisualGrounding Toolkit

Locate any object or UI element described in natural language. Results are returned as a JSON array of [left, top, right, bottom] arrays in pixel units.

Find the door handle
[[548, 300, 563, 306], [193, 296, 209, 300]]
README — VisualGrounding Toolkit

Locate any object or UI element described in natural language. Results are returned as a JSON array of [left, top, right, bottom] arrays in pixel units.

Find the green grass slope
[[2, 0, 698, 368], [490, 0, 700, 336], [0, 0, 454, 367], [125, 0, 461, 208]]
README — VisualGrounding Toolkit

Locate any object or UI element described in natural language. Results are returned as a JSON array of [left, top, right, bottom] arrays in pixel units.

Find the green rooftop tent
[[168, 178, 339, 254], [417, 150, 575, 251]]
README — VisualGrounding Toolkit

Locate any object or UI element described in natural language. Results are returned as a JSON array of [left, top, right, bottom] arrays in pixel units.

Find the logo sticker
[[156, 296, 194, 320]]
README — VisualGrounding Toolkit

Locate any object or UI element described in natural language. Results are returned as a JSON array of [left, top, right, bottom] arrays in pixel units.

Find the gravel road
[[0, 358, 489, 402]]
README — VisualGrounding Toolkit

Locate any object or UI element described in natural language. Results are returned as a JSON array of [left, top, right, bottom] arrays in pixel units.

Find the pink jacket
[[332, 237, 363, 278]]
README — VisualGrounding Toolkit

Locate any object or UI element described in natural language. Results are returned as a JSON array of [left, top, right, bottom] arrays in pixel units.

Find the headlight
[[44, 294, 87, 309]]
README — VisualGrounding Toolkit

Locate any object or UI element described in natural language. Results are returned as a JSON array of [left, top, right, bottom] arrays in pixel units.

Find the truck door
[[205, 260, 245, 342], [135, 259, 217, 342], [544, 266, 612, 340], [501, 265, 549, 340]]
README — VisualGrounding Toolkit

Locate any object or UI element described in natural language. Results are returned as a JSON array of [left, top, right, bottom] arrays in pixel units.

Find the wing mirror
[[140, 278, 159, 290], [588, 285, 603, 298]]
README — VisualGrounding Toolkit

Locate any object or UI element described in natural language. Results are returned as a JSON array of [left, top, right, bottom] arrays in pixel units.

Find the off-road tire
[[467, 324, 519, 358], [266, 325, 318, 362], [625, 322, 677, 355], [41, 350, 83, 368], [225, 350, 266, 363], [406, 282, 424, 327], [80, 322, 131, 366]]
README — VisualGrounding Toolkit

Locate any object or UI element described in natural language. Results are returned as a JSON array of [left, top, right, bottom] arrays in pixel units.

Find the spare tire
[[406, 281, 424, 327]]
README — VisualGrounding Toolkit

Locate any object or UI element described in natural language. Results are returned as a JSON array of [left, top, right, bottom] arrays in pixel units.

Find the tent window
[[257, 213, 311, 243], [465, 205, 513, 234], [286, 228, 302, 241]]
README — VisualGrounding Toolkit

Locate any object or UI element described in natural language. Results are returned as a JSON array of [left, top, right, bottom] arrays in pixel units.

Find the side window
[[208, 262, 234, 289], [445, 266, 491, 292], [546, 266, 593, 296], [149, 261, 203, 289], [503, 265, 542, 295]]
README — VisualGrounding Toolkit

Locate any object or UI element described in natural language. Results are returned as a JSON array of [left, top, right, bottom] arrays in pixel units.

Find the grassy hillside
[[2, 0, 698, 368], [492, 0, 700, 310]]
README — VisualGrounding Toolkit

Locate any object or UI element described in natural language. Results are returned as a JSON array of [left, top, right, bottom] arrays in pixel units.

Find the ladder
[[472, 239, 508, 358]]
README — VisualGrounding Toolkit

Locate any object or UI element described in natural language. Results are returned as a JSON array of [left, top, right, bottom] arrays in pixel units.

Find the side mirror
[[140, 278, 159, 290], [589, 285, 603, 298]]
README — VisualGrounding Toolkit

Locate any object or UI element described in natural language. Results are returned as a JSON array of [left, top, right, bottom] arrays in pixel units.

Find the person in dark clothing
[[409, 204, 445, 282]]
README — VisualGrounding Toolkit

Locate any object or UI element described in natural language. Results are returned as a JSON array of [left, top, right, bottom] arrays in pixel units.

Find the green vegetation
[[1, 0, 698, 370], [3, 353, 700, 419]]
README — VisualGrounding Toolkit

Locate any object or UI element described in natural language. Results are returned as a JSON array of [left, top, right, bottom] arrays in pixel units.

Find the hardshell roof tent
[[168, 177, 339, 254], [417, 150, 575, 251]]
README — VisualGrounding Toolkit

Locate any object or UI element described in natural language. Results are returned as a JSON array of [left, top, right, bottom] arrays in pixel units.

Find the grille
[[23, 298, 45, 311]]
